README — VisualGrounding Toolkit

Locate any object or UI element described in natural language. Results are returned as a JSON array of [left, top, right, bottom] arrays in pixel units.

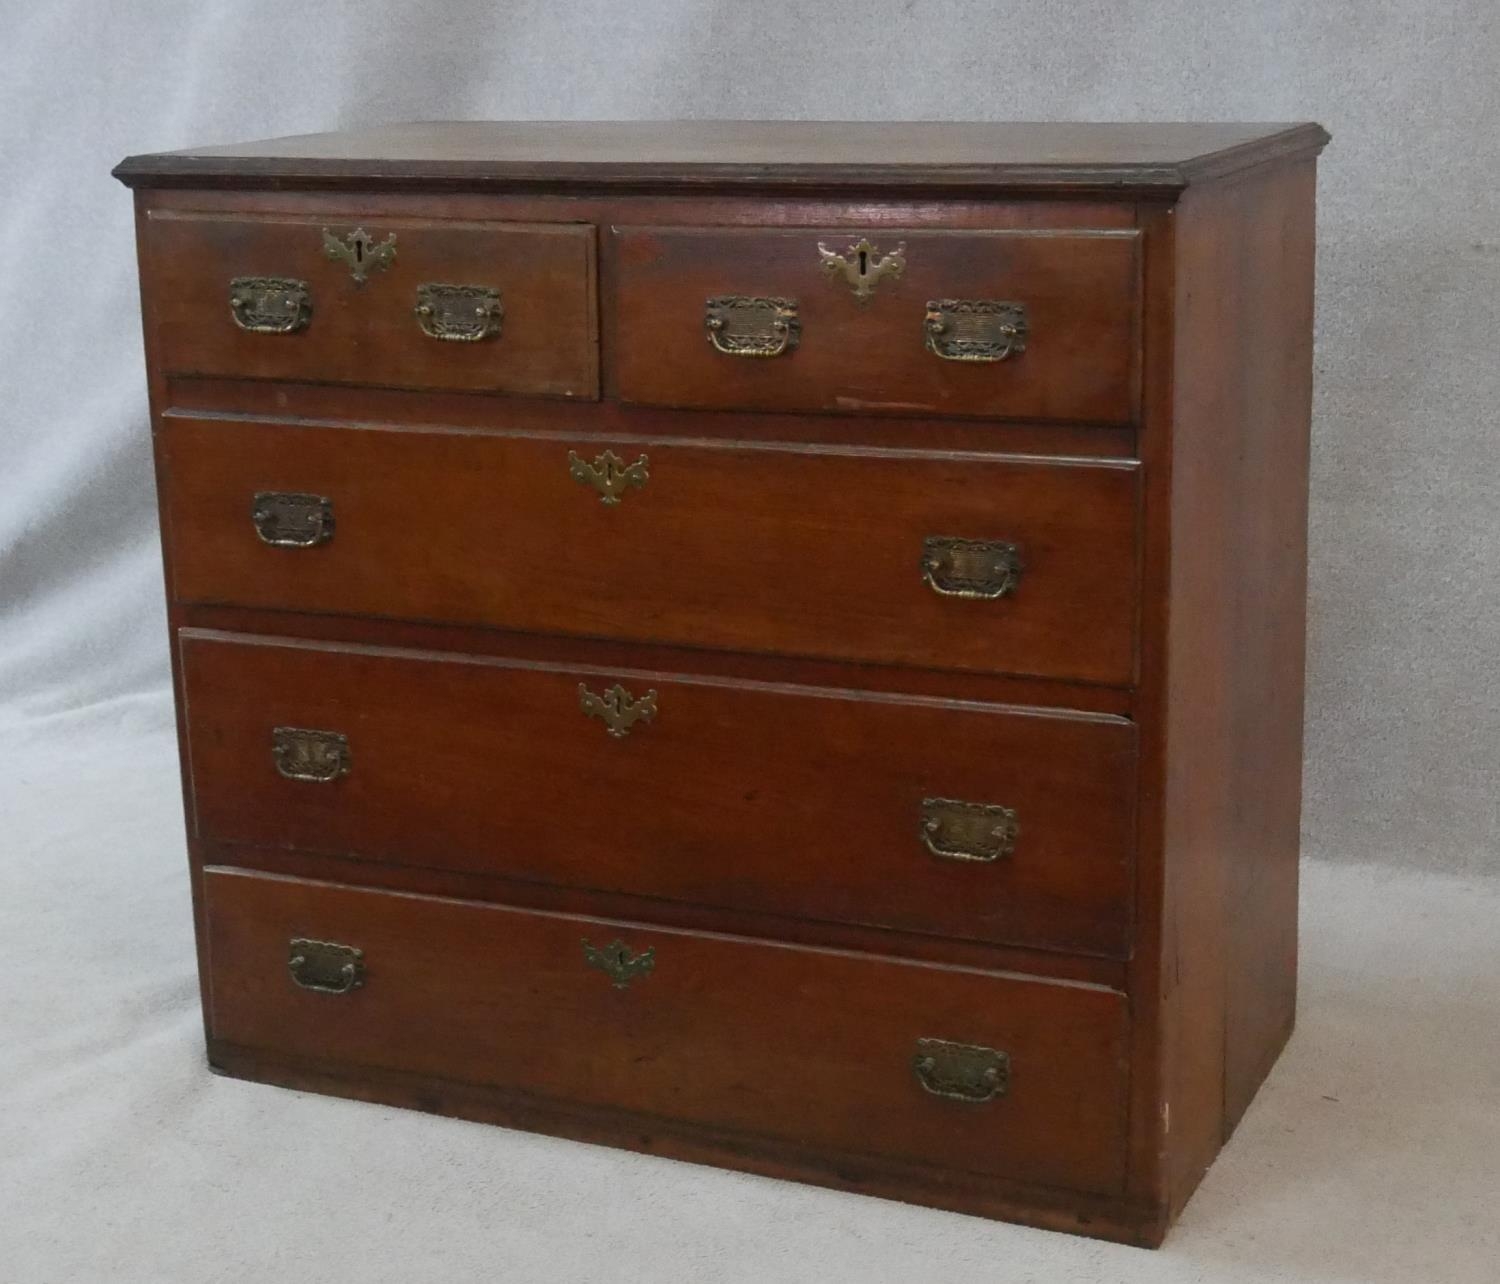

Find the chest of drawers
[[114, 120, 1328, 1246]]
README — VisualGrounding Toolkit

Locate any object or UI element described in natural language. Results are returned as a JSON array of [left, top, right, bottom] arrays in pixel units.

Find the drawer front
[[612, 226, 1139, 422], [181, 633, 1136, 957], [203, 869, 1130, 1194], [143, 211, 597, 397], [159, 417, 1140, 685]]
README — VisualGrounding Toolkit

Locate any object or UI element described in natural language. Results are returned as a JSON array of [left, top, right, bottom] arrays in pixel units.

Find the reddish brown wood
[[208, 841, 1130, 987], [134, 189, 221, 1053], [612, 226, 1138, 423], [116, 122, 1326, 1246], [143, 210, 597, 397], [157, 415, 1141, 684], [135, 183, 1141, 232], [163, 377, 1139, 460], [181, 630, 1137, 957], [203, 867, 1131, 1195], [207, 1039, 1168, 1246], [1128, 162, 1318, 1220], [113, 119, 1330, 198], [174, 603, 1139, 716]]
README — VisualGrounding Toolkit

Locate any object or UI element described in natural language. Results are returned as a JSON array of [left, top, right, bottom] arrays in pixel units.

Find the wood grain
[[205, 841, 1131, 987], [612, 226, 1139, 423], [210, 1034, 1167, 1245], [1129, 162, 1317, 1220], [114, 120, 1328, 1245], [202, 867, 1132, 1196], [181, 630, 1137, 957], [114, 119, 1331, 197], [144, 210, 598, 397], [157, 415, 1142, 684]]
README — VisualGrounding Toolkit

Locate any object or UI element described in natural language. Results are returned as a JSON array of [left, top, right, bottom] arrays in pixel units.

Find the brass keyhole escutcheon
[[578, 683, 657, 738], [817, 237, 907, 302], [582, 937, 655, 989], [568, 449, 649, 504], [321, 226, 397, 285]]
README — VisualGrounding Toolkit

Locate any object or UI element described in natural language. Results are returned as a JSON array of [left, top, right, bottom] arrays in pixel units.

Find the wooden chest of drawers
[[114, 121, 1328, 1247]]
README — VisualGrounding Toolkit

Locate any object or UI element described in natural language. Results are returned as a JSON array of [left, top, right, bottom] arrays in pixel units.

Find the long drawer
[[611, 226, 1140, 422], [158, 416, 1141, 685], [203, 868, 1131, 1194], [181, 631, 1137, 957], [142, 210, 598, 398]]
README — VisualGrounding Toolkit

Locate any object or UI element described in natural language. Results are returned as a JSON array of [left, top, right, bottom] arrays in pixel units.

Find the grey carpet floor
[[3, 694, 1496, 1283]]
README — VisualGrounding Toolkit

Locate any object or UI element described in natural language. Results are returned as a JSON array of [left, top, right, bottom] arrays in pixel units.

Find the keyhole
[[354, 239, 365, 264], [858, 248, 869, 276]]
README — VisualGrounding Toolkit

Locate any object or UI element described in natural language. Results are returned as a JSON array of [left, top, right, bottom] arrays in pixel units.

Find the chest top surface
[[113, 119, 1328, 195]]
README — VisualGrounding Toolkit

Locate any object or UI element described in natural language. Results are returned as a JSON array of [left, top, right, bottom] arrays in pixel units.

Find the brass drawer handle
[[251, 491, 334, 548], [568, 449, 649, 505], [272, 727, 351, 782], [924, 300, 1028, 362], [705, 295, 799, 357], [921, 537, 1021, 600], [579, 683, 657, 739], [288, 939, 365, 995], [321, 226, 396, 285], [920, 798, 1019, 863], [415, 283, 503, 341], [817, 237, 906, 301], [913, 1038, 1009, 1103], [582, 937, 655, 989], [229, 277, 311, 334]]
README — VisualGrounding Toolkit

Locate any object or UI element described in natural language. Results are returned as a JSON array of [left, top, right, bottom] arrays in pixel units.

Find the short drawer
[[142, 210, 597, 397], [203, 868, 1130, 1194], [612, 226, 1139, 422], [158, 417, 1140, 685], [181, 632, 1136, 957]]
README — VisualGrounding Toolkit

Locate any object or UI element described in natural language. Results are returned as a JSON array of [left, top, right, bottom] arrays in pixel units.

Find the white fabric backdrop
[[1, 0, 1496, 870], [3, 4, 1499, 1280]]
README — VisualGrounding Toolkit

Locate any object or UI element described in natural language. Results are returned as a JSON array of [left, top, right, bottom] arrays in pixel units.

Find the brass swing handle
[[230, 277, 311, 334], [701, 294, 1026, 364], [415, 283, 503, 342], [228, 275, 502, 343], [288, 938, 365, 995], [920, 798, 1018, 863], [252, 492, 334, 548], [921, 537, 1022, 600], [912, 1038, 1009, 1103], [705, 296, 800, 357], [924, 300, 1028, 362]]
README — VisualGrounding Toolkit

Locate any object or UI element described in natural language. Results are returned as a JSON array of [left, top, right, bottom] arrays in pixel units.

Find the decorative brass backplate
[[582, 937, 656, 989], [924, 299, 1029, 362], [288, 939, 365, 995], [568, 449, 650, 505], [229, 276, 311, 334], [912, 1038, 1010, 1103], [578, 683, 657, 738], [920, 537, 1022, 600], [817, 237, 907, 302], [321, 226, 397, 285], [705, 295, 800, 357], [415, 283, 503, 341], [271, 727, 351, 783], [920, 798, 1019, 863], [251, 491, 334, 548]]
